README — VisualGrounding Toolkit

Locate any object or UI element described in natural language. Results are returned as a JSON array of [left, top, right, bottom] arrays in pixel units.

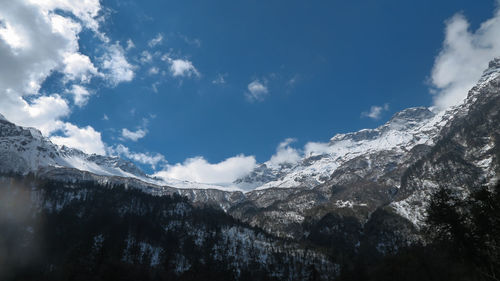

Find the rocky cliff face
[[392, 58, 500, 225], [227, 108, 445, 238]]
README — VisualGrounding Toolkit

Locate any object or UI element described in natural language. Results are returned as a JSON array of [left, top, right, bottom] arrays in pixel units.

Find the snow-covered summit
[[0, 116, 242, 192], [0, 118, 151, 180], [329, 107, 436, 144], [243, 59, 500, 192], [234, 106, 446, 191], [478, 57, 500, 84]]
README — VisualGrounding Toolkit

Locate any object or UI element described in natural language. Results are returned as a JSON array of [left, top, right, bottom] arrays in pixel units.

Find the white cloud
[[109, 144, 166, 169], [287, 75, 299, 88], [155, 155, 257, 185], [67, 84, 91, 107], [304, 141, 331, 157], [245, 80, 268, 102], [0, 1, 78, 97], [361, 103, 389, 120], [160, 54, 200, 78], [62, 52, 99, 83], [212, 73, 227, 84], [139, 50, 153, 64], [152, 81, 160, 93], [0, 20, 26, 49], [180, 34, 201, 47], [126, 38, 135, 50], [27, 0, 103, 33], [0, 0, 132, 156], [148, 33, 163, 48], [431, 7, 500, 109], [51, 123, 106, 155], [268, 138, 301, 167], [1, 93, 70, 136], [121, 128, 147, 142], [102, 114, 109, 121], [169, 58, 200, 77], [148, 67, 159, 75], [101, 42, 135, 85]]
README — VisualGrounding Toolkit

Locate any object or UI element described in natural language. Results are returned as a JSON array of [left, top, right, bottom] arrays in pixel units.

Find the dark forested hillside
[[3, 174, 499, 281], [337, 182, 500, 281], [0, 175, 337, 281]]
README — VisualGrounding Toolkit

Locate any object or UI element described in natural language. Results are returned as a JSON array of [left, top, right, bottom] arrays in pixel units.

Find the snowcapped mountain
[[1, 58, 499, 249], [1, 59, 499, 281], [0, 115, 249, 211], [392, 57, 500, 225], [0, 115, 149, 180], [0, 115, 241, 192], [236, 106, 443, 191], [225, 58, 500, 240], [235, 58, 500, 194]]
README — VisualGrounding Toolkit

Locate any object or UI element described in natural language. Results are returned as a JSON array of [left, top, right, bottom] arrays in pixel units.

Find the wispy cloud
[[121, 117, 153, 142], [148, 33, 163, 48], [179, 34, 201, 47], [148, 67, 159, 75], [125, 39, 135, 50], [287, 75, 299, 88], [212, 73, 227, 85], [121, 128, 147, 142], [361, 103, 389, 120], [101, 42, 135, 86], [109, 144, 166, 169], [139, 50, 153, 64], [245, 80, 268, 102], [67, 84, 91, 107], [163, 56, 200, 77]]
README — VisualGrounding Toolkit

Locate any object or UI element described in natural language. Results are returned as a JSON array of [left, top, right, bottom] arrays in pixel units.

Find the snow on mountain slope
[[3, 58, 498, 200], [391, 58, 500, 226], [0, 117, 142, 179], [0, 115, 242, 192], [236, 106, 448, 191]]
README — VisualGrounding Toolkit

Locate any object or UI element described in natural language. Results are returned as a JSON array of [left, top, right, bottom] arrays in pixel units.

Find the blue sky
[[1, 0, 500, 184]]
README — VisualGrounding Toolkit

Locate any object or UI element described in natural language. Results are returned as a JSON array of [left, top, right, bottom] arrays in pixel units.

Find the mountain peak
[[488, 57, 500, 70], [387, 107, 435, 124], [0, 113, 8, 122], [478, 57, 500, 84]]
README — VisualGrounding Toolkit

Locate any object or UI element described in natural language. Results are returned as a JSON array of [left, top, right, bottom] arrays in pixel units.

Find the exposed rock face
[[392, 58, 500, 225], [227, 106, 444, 238]]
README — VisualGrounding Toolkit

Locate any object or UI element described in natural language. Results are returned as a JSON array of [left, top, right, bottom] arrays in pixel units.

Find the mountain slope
[[227, 58, 500, 243], [0, 116, 147, 179], [1, 58, 500, 273], [0, 175, 337, 281], [392, 58, 500, 225], [235, 106, 444, 191]]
